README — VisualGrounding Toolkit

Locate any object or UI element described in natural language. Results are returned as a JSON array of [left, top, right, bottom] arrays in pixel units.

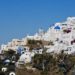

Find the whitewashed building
[[18, 51, 32, 64]]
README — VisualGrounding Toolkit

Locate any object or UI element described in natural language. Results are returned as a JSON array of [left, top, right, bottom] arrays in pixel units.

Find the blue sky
[[0, 0, 75, 44]]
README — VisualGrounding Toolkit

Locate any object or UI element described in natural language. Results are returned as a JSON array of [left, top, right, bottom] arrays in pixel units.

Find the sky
[[0, 0, 75, 44]]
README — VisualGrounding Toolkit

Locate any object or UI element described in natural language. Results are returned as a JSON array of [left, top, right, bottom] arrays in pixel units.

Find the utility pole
[[42, 60, 45, 71]]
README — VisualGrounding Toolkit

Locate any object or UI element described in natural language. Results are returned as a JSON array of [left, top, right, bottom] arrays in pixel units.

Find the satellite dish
[[2, 67, 7, 72], [9, 72, 15, 75]]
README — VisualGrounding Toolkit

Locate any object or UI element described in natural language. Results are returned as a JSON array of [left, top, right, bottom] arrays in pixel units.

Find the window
[[26, 54, 28, 55], [67, 47, 71, 51], [25, 58, 27, 59]]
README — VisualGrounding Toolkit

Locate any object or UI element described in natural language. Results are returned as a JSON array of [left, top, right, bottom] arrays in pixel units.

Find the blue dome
[[3, 59, 10, 64], [17, 46, 24, 54], [54, 26, 60, 30]]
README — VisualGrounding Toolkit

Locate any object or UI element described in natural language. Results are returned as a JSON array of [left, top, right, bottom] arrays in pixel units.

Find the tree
[[4, 49, 15, 59]]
